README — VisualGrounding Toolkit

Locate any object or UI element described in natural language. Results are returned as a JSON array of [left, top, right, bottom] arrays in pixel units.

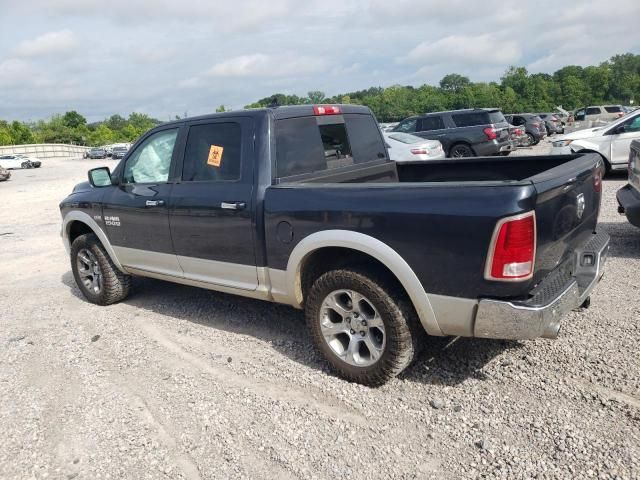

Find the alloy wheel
[[76, 248, 103, 294], [319, 289, 386, 367]]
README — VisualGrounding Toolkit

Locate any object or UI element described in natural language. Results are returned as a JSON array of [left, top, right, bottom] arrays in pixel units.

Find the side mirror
[[88, 167, 113, 187], [615, 125, 627, 134]]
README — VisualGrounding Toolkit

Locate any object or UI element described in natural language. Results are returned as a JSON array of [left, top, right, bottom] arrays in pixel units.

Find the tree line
[[0, 111, 160, 147], [246, 53, 640, 122], [1, 53, 638, 146]]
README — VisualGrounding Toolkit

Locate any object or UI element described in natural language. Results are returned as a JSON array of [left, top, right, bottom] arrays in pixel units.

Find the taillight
[[313, 105, 341, 115], [485, 212, 536, 281], [593, 167, 602, 192], [483, 127, 497, 140], [411, 148, 430, 155]]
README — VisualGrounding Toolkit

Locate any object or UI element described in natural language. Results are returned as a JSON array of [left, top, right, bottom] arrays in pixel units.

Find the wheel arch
[[285, 230, 443, 336], [62, 211, 125, 272]]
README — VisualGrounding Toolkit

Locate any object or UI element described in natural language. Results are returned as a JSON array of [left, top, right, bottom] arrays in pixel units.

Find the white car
[[0, 154, 41, 169], [384, 132, 445, 162], [550, 109, 640, 172]]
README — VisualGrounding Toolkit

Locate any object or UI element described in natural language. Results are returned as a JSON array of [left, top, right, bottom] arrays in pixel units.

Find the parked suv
[[551, 108, 640, 172], [573, 105, 625, 127], [538, 113, 563, 135], [504, 114, 547, 146], [392, 108, 512, 157]]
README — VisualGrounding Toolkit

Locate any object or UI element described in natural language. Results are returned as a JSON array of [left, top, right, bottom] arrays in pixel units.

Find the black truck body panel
[[60, 105, 604, 308]]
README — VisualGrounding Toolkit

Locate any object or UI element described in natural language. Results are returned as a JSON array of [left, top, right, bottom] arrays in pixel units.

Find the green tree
[[216, 105, 226, 113], [62, 110, 87, 129], [307, 91, 326, 103], [439, 74, 471, 93]]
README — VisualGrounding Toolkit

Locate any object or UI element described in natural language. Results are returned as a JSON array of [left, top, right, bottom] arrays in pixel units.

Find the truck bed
[[288, 154, 590, 185], [267, 153, 603, 300]]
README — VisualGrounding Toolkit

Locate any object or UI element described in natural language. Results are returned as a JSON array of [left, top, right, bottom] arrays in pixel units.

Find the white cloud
[[0, 59, 35, 87], [404, 34, 522, 66], [15, 30, 78, 57], [206, 53, 326, 78]]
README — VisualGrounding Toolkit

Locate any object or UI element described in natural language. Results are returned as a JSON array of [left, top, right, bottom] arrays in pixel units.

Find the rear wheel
[[71, 233, 131, 305], [21, 162, 30, 169], [305, 267, 423, 386], [449, 143, 474, 158], [524, 133, 536, 146]]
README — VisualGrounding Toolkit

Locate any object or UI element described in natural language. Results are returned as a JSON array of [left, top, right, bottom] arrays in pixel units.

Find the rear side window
[[605, 106, 622, 113], [418, 116, 445, 131], [182, 122, 241, 182], [452, 112, 489, 127], [275, 114, 386, 178], [345, 114, 387, 164], [488, 111, 506, 124]]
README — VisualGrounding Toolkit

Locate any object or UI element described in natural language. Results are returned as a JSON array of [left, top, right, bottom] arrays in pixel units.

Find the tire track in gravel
[[137, 320, 367, 426], [122, 386, 203, 480]]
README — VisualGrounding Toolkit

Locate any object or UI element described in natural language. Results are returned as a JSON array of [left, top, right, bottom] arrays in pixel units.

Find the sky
[[0, 0, 639, 122]]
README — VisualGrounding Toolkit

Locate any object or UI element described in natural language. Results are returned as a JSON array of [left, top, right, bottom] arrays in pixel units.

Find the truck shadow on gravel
[[62, 271, 521, 386], [598, 222, 640, 259]]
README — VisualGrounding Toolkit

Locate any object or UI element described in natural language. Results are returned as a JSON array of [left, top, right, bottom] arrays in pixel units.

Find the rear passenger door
[[169, 117, 258, 290]]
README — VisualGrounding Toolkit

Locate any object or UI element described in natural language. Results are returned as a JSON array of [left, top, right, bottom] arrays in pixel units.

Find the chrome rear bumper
[[474, 231, 609, 340]]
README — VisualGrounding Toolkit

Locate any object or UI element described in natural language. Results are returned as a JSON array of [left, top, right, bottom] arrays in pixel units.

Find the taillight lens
[[593, 167, 602, 193], [313, 105, 341, 115], [411, 148, 430, 155], [483, 127, 497, 140], [486, 212, 536, 281]]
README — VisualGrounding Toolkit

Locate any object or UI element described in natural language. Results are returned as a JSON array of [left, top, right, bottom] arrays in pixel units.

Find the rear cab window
[[275, 113, 387, 179], [604, 106, 622, 113]]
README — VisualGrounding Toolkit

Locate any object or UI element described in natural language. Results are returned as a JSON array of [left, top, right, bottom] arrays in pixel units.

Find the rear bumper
[[475, 140, 512, 156], [474, 231, 610, 340], [617, 184, 640, 228]]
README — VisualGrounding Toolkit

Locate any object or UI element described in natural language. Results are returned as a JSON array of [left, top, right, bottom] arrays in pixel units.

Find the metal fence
[[0, 144, 89, 160]]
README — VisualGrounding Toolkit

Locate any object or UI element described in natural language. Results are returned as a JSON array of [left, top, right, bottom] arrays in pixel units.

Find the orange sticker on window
[[207, 145, 224, 167]]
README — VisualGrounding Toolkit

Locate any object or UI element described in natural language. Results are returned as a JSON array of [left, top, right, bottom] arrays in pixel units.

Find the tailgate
[[529, 153, 604, 284]]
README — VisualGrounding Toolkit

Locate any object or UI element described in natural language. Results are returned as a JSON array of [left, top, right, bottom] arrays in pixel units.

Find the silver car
[[384, 132, 445, 162]]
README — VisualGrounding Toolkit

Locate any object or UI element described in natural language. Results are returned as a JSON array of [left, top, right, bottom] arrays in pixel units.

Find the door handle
[[221, 201, 246, 210], [145, 200, 165, 207]]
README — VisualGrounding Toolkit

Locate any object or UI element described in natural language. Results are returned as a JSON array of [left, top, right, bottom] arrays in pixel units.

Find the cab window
[[123, 129, 178, 184], [182, 122, 242, 182]]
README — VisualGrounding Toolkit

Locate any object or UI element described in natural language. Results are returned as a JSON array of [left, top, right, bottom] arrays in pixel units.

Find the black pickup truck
[[60, 104, 610, 386]]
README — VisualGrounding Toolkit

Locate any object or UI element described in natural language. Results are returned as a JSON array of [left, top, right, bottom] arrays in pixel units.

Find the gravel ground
[[0, 146, 638, 480]]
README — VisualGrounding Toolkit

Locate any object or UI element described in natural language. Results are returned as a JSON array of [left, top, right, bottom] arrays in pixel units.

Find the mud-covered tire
[[70, 233, 131, 305], [305, 266, 424, 386]]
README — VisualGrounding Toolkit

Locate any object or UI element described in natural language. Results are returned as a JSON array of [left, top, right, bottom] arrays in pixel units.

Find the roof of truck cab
[[156, 104, 373, 128]]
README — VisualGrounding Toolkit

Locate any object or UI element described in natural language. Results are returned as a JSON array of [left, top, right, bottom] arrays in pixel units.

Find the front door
[[102, 126, 182, 276], [609, 114, 640, 167], [169, 117, 257, 290]]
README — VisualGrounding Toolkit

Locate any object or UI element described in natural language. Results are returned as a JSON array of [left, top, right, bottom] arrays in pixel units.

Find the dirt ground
[[0, 147, 638, 479]]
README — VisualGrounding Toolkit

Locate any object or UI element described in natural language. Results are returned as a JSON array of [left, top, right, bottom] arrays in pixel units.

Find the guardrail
[[0, 143, 90, 160]]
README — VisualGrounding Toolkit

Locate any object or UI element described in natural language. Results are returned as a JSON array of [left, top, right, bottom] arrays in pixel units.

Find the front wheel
[[71, 233, 131, 305], [305, 267, 423, 386]]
